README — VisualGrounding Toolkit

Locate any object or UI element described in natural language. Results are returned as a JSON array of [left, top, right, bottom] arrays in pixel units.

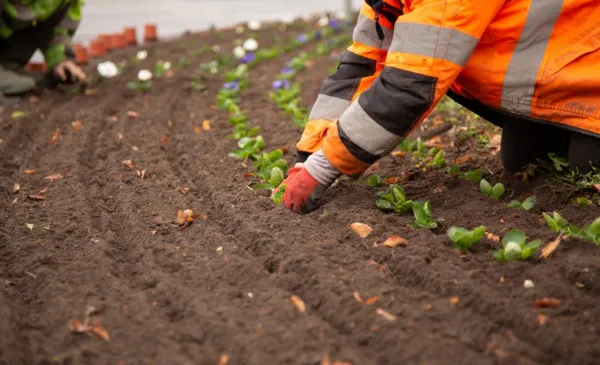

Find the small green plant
[[574, 196, 593, 207], [548, 153, 569, 172], [412, 201, 437, 229], [253, 149, 289, 182], [582, 217, 600, 246], [464, 169, 483, 182], [427, 150, 445, 167], [271, 185, 286, 204], [508, 196, 536, 211], [376, 184, 413, 213], [480, 179, 505, 200], [447, 225, 486, 252], [366, 175, 384, 187], [229, 136, 265, 161], [493, 230, 540, 262], [543, 211, 581, 236], [126, 80, 152, 92]]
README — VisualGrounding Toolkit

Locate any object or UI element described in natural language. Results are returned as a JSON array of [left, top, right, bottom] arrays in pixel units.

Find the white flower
[[233, 46, 246, 59], [523, 279, 535, 288], [336, 10, 347, 20], [281, 15, 294, 24], [212, 45, 221, 53], [318, 16, 329, 27], [235, 25, 245, 34], [97, 61, 118, 79], [243, 38, 258, 52], [137, 69, 153, 81], [136, 50, 147, 60], [248, 20, 261, 30], [163, 61, 171, 70]]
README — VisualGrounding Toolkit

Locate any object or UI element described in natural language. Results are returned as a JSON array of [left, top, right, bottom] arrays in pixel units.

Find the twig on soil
[[24, 271, 37, 279]]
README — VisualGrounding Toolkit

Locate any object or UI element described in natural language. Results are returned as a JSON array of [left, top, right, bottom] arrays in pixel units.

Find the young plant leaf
[[522, 196, 536, 211], [447, 225, 486, 252], [366, 175, 384, 187], [491, 183, 505, 200], [480, 179, 493, 196], [271, 185, 286, 205]]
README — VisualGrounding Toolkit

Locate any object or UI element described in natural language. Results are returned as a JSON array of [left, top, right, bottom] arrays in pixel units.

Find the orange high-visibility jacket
[[298, 0, 600, 176]]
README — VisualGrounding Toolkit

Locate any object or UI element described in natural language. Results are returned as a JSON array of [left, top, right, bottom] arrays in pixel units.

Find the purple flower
[[272, 79, 290, 90], [315, 30, 322, 40], [240, 53, 256, 64], [328, 20, 340, 29], [296, 33, 308, 44], [281, 66, 294, 74], [223, 81, 240, 90]]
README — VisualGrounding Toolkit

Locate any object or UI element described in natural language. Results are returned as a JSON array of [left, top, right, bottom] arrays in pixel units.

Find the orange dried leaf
[[350, 223, 373, 238], [353, 291, 363, 303], [127, 111, 139, 118], [535, 297, 561, 308], [455, 154, 473, 164], [537, 314, 548, 326], [71, 120, 83, 130], [107, 116, 119, 122], [39, 187, 49, 195], [194, 126, 202, 134], [541, 237, 561, 259], [161, 135, 169, 144], [290, 295, 306, 313], [167, 120, 173, 128], [90, 321, 110, 342], [391, 151, 406, 158], [380, 235, 407, 248], [177, 210, 186, 225], [209, 104, 216, 110], [183, 209, 194, 223], [176, 187, 189, 195], [376, 308, 396, 322], [27, 194, 45, 201], [44, 173, 63, 181], [50, 128, 60, 144], [365, 296, 378, 305], [485, 232, 500, 243], [121, 160, 135, 169], [202, 120, 211, 131], [322, 355, 332, 365], [13, 183, 20, 194], [450, 296, 460, 305], [217, 354, 229, 365], [68, 319, 87, 333], [24, 169, 36, 175], [385, 176, 404, 184]]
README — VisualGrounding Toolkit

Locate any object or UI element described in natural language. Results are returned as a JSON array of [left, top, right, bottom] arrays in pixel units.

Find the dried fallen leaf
[[90, 321, 110, 342], [385, 176, 405, 184], [161, 135, 169, 144], [121, 160, 135, 169], [391, 151, 406, 158], [50, 128, 60, 144], [535, 297, 561, 308], [107, 116, 119, 122], [537, 314, 548, 326], [118, 133, 124, 140], [39, 187, 48, 195], [365, 296, 378, 305], [28, 96, 39, 104], [27, 194, 45, 201], [26, 223, 34, 231], [194, 126, 202, 134], [209, 105, 216, 110], [455, 154, 473, 164], [83, 88, 97, 96], [13, 183, 20, 194], [450, 296, 460, 305], [289, 295, 306, 313], [202, 119, 211, 131], [177, 210, 186, 225], [541, 237, 561, 259], [44, 173, 63, 181], [353, 291, 363, 303], [167, 120, 173, 128], [377, 235, 408, 248], [485, 232, 500, 243], [376, 308, 396, 322], [136, 169, 147, 179], [350, 223, 373, 238], [71, 120, 83, 130], [217, 354, 229, 365], [24, 169, 36, 175], [176, 187, 189, 195], [127, 111, 139, 118], [68, 319, 87, 333]]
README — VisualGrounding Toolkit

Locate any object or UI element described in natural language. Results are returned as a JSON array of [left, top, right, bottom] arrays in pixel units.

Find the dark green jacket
[[0, 0, 83, 68]]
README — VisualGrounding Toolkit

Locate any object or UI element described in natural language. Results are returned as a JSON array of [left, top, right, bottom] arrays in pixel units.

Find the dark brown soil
[[1, 21, 600, 365]]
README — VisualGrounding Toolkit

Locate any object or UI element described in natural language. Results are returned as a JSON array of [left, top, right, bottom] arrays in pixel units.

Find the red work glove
[[274, 166, 327, 214]]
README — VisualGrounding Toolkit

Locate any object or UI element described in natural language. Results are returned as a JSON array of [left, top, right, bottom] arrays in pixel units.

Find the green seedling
[[271, 184, 286, 204], [464, 169, 483, 182], [366, 175, 384, 187], [253, 149, 289, 181], [411, 201, 437, 229], [229, 136, 265, 161], [447, 225, 486, 252], [493, 229, 540, 262], [177, 56, 192, 67], [574, 197, 593, 207], [376, 184, 414, 213], [427, 150, 445, 167], [542, 211, 582, 236], [548, 153, 569, 172], [126, 80, 152, 92], [508, 196, 536, 211], [188, 80, 207, 91], [582, 217, 600, 246], [480, 179, 505, 200]]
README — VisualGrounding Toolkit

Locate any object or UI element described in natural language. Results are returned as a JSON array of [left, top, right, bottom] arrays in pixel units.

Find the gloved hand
[[53, 60, 87, 84], [274, 166, 328, 214]]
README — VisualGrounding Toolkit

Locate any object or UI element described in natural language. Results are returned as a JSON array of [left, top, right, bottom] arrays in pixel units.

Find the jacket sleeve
[[306, 0, 504, 180], [42, 0, 83, 69], [296, 0, 401, 162]]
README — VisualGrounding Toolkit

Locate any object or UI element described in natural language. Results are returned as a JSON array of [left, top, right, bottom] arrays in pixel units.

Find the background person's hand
[[53, 60, 87, 84]]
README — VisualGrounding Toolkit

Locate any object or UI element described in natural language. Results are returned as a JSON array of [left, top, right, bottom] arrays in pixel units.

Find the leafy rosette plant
[[447, 226, 486, 252], [480, 179, 505, 200], [229, 136, 265, 161], [412, 201, 437, 229], [493, 230, 540, 262], [508, 196, 536, 211], [252, 149, 289, 190], [376, 184, 413, 213]]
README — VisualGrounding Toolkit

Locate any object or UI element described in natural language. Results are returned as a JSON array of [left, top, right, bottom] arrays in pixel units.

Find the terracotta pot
[[74, 44, 88, 65], [99, 34, 112, 51], [25, 62, 47, 73], [144, 24, 158, 42], [89, 39, 106, 57], [110, 33, 126, 49], [124, 27, 138, 45]]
